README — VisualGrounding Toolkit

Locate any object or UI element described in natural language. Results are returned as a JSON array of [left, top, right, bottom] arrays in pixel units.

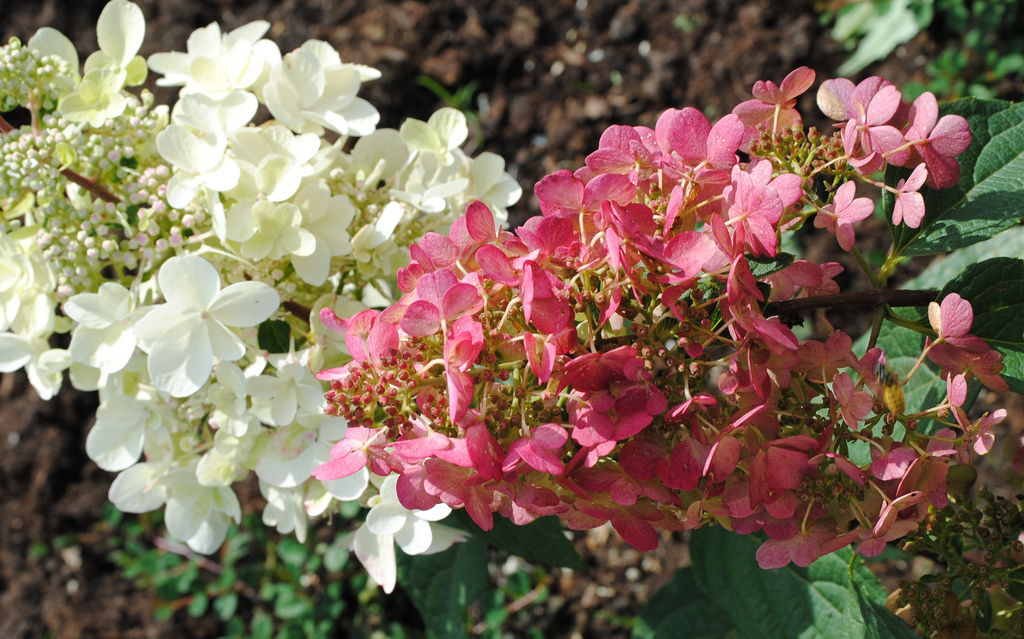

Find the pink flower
[[585, 125, 657, 175], [819, 77, 909, 172], [733, 66, 815, 133], [722, 165, 784, 257], [901, 92, 972, 189], [814, 181, 873, 251], [503, 423, 570, 475], [313, 426, 402, 480], [832, 372, 872, 429], [891, 163, 928, 228], [399, 269, 483, 338]]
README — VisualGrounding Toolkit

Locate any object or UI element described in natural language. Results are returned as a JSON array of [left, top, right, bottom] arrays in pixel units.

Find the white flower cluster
[[0, 0, 520, 576]]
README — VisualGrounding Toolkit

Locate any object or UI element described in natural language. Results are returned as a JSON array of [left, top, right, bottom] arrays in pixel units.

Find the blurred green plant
[[98, 502, 589, 637], [416, 76, 484, 152], [101, 503, 376, 638], [820, 0, 1024, 100]]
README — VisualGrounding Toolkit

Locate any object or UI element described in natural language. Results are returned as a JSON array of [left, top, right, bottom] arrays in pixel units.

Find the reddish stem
[[766, 289, 938, 317]]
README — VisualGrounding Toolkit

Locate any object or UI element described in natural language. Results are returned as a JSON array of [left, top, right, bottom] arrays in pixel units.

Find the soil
[[0, 1, 1015, 638]]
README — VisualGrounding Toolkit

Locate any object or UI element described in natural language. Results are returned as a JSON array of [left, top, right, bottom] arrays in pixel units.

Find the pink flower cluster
[[313, 69, 1004, 568]]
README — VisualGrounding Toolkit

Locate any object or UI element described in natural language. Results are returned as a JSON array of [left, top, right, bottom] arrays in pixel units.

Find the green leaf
[[938, 257, 1024, 393], [257, 319, 292, 354], [213, 592, 238, 621], [450, 511, 588, 570], [850, 582, 919, 639], [903, 224, 1024, 290], [397, 535, 489, 639], [836, 0, 933, 76], [251, 611, 274, 639], [886, 99, 1021, 256], [187, 590, 208, 617], [687, 526, 908, 639], [748, 252, 795, 279], [633, 567, 736, 639]]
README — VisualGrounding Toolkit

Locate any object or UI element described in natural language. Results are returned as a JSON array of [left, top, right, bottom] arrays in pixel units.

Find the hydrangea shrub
[[3, 2, 1024, 635]]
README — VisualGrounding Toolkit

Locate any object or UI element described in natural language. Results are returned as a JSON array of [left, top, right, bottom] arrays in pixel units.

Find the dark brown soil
[[0, 1, 999, 638]]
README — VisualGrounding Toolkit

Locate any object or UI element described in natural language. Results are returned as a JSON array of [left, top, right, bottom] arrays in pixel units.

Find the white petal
[[28, 27, 80, 71], [206, 319, 246, 362], [208, 281, 279, 327], [157, 254, 220, 309], [97, 0, 146, 69], [186, 516, 230, 554], [321, 466, 369, 501], [418, 523, 469, 555], [0, 333, 34, 372], [394, 516, 433, 555], [352, 523, 397, 593], [132, 304, 199, 348], [85, 396, 146, 471], [146, 330, 213, 397], [109, 462, 167, 513], [365, 501, 409, 536]]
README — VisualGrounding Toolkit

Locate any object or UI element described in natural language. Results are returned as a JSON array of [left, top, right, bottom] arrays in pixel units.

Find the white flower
[[390, 152, 469, 214], [171, 90, 258, 135], [85, 0, 147, 85], [352, 474, 468, 593], [109, 459, 171, 514], [0, 231, 57, 336], [156, 125, 240, 208], [254, 424, 319, 488], [248, 360, 325, 427], [399, 107, 468, 166], [163, 467, 242, 553], [350, 201, 405, 265], [64, 282, 147, 374], [206, 361, 257, 436], [133, 255, 279, 398], [231, 200, 316, 261], [28, 27, 80, 94], [459, 151, 520, 225], [196, 426, 259, 487], [0, 333, 71, 400], [260, 481, 308, 542], [85, 394, 160, 471], [263, 40, 380, 137], [290, 183, 356, 286], [58, 0, 147, 125], [148, 20, 278, 98]]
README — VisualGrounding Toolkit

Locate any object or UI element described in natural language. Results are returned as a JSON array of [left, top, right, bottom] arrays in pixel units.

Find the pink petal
[[400, 300, 441, 337], [441, 282, 482, 321], [476, 244, 520, 287], [465, 201, 497, 244], [780, 67, 815, 99], [535, 170, 584, 214], [419, 232, 457, 268], [657, 107, 710, 164]]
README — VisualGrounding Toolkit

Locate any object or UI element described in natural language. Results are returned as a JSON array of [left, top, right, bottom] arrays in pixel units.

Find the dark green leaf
[[397, 535, 489, 639], [977, 590, 994, 633], [748, 252, 795, 279], [938, 257, 1024, 394], [850, 582, 919, 639], [258, 319, 292, 354], [687, 526, 904, 639], [451, 511, 588, 570], [633, 566, 736, 639], [886, 99, 1020, 256]]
